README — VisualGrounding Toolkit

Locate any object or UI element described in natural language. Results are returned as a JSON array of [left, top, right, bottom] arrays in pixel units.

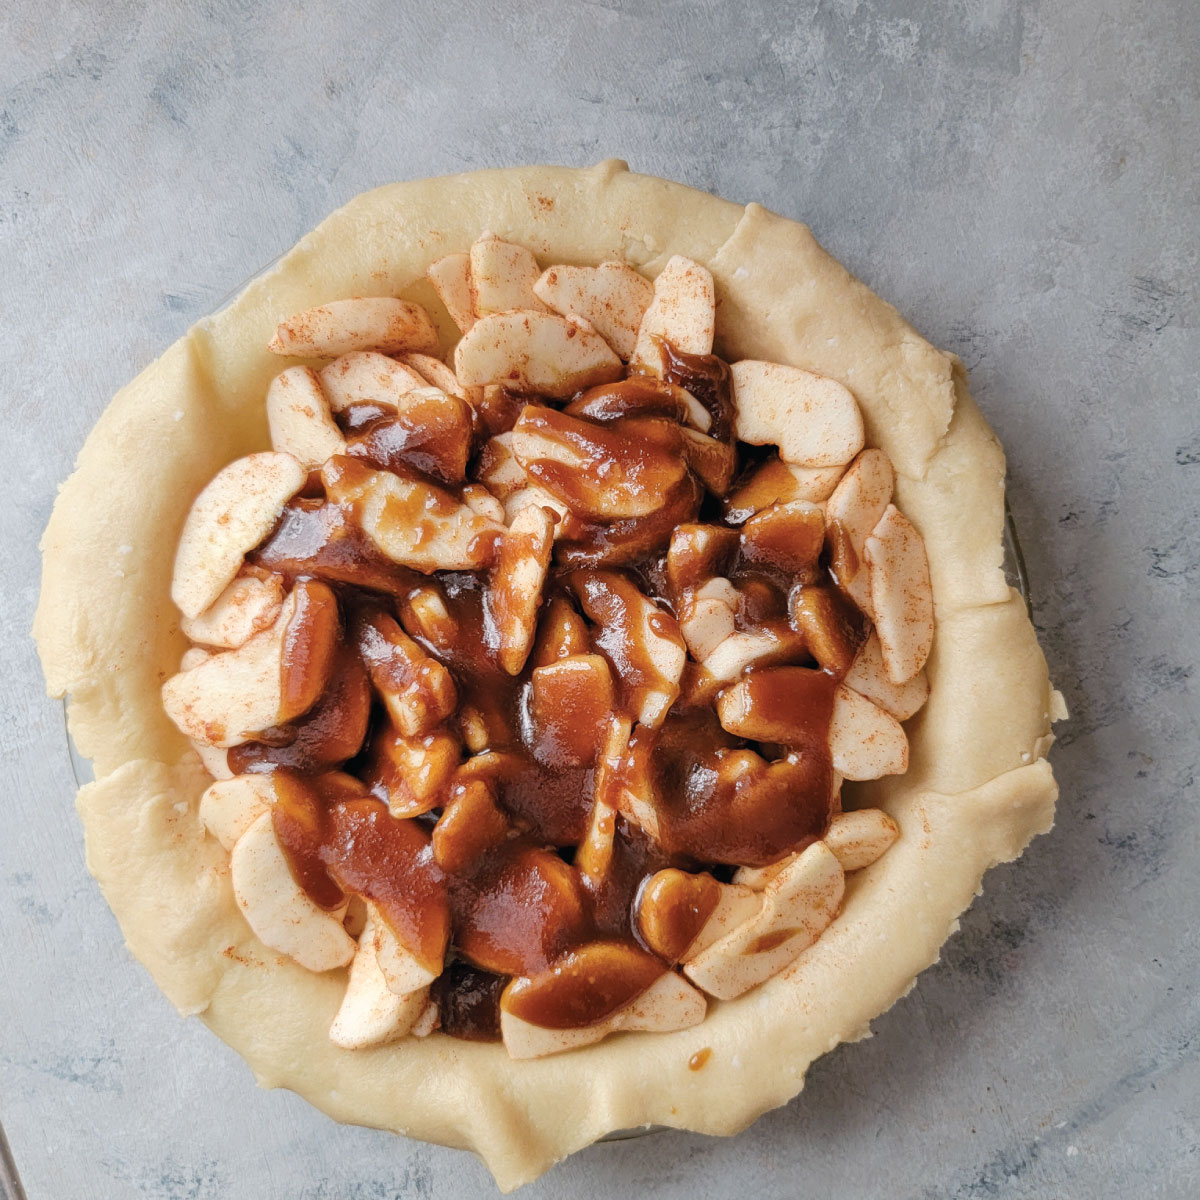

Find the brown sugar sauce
[[239, 341, 856, 1038]]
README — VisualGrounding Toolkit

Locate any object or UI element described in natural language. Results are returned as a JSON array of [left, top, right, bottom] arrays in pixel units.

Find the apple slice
[[461, 484, 505, 523], [329, 908, 431, 1049], [323, 457, 504, 573], [678, 577, 739, 662], [198, 773, 275, 850], [364, 724, 460, 819], [575, 715, 631, 888], [823, 808, 900, 872], [864, 504, 935, 684], [724, 456, 847, 524], [355, 609, 457, 737], [474, 432, 527, 499], [265, 365, 347, 468], [829, 684, 909, 780], [700, 629, 783, 682], [500, 941, 706, 1059], [398, 352, 480, 405], [571, 571, 687, 728], [268, 297, 438, 358], [427, 252, 476, 334], [825, 448, 895, 614], [454, 310, 623, 398], [683, 841, 844, 1000], [318, 350, 429, 412], [844, 632, 929, 720], [230, 811, 355, 972], [487, 503, 556, 676], [431, 781, 512, 874], [181, 573, 284, 650], [630, 255, 716, 372], [171, 451, 305, 620], [510, 405, 687, 521], [191, 740, 232, 780], [469, 234, 549, 316], [533, 262, 654, 360], [637, 869, 763, 964], [731, 360, 865, 468], [163, 582, 339, 748]]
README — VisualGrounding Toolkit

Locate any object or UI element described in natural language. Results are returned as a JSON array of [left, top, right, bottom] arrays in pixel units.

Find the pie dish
[[34, 160, 1063, 1190]]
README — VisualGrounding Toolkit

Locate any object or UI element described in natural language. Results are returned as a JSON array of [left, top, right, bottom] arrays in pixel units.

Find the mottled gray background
[[2, 0, 1197, 1197]]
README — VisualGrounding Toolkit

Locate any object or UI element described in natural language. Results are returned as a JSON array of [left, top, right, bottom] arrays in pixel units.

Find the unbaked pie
[[35, 162, 1063, 1189]]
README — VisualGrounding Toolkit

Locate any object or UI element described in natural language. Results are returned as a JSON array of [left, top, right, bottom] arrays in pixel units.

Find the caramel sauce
[[279, 579, 341, 723], [341, 397, 470, 485], [451, 842, 591, 976], [233, 338, 853, 1039], [502, 941, 665, 1029], [636, 869, 722, 963], [688, 1047, 713, 1071]]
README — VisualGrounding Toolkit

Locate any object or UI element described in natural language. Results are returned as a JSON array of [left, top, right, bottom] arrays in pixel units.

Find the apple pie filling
[[163, 236, 935, 1058]]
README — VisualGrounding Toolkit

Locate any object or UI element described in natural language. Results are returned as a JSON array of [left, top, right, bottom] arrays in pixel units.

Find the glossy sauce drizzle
[[239, 342, 857, 1039]]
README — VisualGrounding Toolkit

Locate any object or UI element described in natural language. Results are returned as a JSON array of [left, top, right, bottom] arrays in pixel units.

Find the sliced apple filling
[[165, 234, 935, 1058]]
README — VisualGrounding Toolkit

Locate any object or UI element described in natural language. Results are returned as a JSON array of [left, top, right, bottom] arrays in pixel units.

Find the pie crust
[[34, 160, 1063, 1190]]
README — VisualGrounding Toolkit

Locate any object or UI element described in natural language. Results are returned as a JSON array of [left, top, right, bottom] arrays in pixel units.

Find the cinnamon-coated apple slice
[[829, 683, 909, 780], [844, 632, 930, 721], [181, 573, 284, 650], [864, 504, 935, 684], [230, 810, 355, 972], [265, 366, 346, 468], [454, 310, 623, 398], [426, 252, 476, 334], [630, 255, 716, 372], [469, 234, 549, 316], [198, 773, 275, 851], [823, 808, 900, 872], [534, 261, 653, 360], [318, 350, 430, 412], [731, 360, 865, 468], [329, 907, 431, 1049], [267, 297, 438, 358], [683, 841, 844, 1001], [171, 451, 306, 620]]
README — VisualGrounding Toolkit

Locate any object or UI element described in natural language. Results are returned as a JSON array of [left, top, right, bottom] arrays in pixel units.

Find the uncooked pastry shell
[[34, 161, 1063, 1191]]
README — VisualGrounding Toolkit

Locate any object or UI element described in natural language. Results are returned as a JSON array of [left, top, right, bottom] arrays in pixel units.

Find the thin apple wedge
[[844, 632, 929, 720], [329, 908, 431, 1050], [268, 297, 438, 358], [823, 808, 900, 872], [630, 255, 716, 372], [427, 252, 476, 334], [266, 366, 346, 468], [731, 360, 864, 468], [829, 683, 909, 780], [534, 261, 653, 360], [181, 573, 284, 650], [454, 310, 623, 398], [171, 451, 305, 620], [469, 234, 548, 316], [230, 811, 355, 972], [318, 350, 429, 412], [198, 773, 275, 851], [864, 504, 935, 684], [683, 841, 844, 1000], [825, 448, 895, 614]]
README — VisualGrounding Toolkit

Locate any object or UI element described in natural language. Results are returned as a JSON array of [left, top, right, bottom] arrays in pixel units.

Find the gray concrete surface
[[3, 1, 1197, 1196]]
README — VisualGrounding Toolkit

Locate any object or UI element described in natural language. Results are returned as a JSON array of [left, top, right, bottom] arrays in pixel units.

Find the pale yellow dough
[[34, 160, 1062, 1191]]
